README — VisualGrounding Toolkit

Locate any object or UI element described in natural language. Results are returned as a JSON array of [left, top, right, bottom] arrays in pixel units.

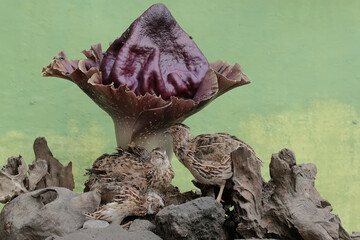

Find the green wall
[[0, 0, 359, 232]]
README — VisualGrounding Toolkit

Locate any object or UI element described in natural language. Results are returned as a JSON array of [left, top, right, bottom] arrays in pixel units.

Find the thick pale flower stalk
[[42, 4, 250, 154]]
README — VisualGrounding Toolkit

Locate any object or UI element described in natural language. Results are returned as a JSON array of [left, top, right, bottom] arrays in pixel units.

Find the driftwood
[[0, 156, 28, 203], [0, 137, 74, 203], [230, 145, 265, 238], [226, 146, 351, 240], [31, 137, 74, 190]]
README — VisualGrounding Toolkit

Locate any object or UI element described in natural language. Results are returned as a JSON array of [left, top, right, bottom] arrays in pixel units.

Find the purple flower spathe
[[42, 4, 250, 153]]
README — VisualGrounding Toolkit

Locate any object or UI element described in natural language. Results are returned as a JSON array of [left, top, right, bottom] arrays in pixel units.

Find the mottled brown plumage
[[84, 185, 164, 225], [84, 145, 174, 203], [166, 123, 260, 202]]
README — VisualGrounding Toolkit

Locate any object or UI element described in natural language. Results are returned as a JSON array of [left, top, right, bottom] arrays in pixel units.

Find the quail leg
[[121, 220, 133, 229], [216, 184, 225, 203]]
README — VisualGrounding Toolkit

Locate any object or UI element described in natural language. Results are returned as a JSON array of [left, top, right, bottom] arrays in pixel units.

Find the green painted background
[[0, 0, 359, 232]]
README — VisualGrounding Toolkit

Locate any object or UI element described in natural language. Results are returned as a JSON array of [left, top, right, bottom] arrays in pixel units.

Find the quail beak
[[164, 129, 170, 134], [159, 148, 167, 155]]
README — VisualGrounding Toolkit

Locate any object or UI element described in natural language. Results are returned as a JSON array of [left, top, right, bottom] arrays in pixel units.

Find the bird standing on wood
[[165, 123, 260, 202], [84, 185, 164, 225]]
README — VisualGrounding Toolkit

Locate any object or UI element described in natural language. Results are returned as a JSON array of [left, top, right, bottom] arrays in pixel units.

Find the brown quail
[[84, 185, 164, 225], [84, 145, 174, 203], [166, 123, 260, 202]]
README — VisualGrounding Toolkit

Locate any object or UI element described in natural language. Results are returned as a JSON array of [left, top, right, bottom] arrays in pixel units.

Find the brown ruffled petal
[[192, 68, 218, 103], [42, 52, 77, 80], [210, 60, 250, 97]]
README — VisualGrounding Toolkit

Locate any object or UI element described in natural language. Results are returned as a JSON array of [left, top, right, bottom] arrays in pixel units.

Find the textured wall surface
[[0, 0, 359, 232]]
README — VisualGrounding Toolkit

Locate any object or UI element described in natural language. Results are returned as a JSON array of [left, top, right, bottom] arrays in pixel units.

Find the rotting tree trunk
[[229, 146, 351, 240]]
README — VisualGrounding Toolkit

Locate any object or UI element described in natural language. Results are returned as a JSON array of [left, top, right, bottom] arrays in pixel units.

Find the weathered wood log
[[0, 156, 28, 203], [231, 146, 265, 238], [230, 146, 351, 240], [0, 137, 74, 204], [31, 137, 74, 190]]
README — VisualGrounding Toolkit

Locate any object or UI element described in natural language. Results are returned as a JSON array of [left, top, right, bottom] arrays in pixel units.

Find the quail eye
[[175, 127, 180, 131]]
